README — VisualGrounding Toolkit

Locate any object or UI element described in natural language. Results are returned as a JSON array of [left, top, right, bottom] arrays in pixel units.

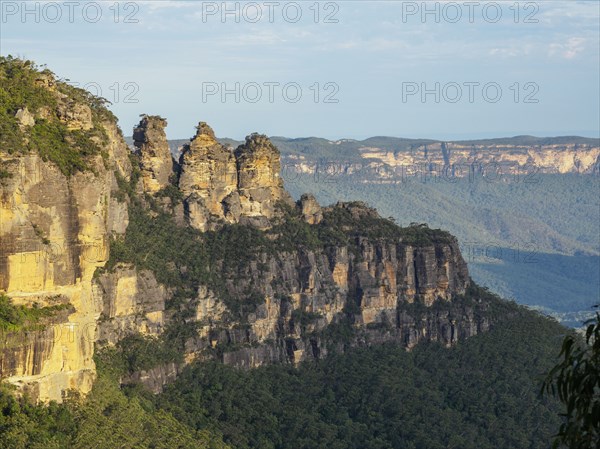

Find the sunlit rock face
[[178, 123, 293, 231], [176, 202, 475, 375], [133, 115, 174, 194], [0, 111, 132, 403], [357, 142, 600, 176], [234, 133, 294, 227], [178, 122, 239, 231], [93, 265, 167, 346]]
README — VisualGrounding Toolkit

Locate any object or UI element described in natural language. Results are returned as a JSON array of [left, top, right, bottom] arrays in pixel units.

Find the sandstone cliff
[[189, 211, 477, 369], [0, 59, 132, 401], [358, 141, 600, 178], [280, 139, 600, 183]]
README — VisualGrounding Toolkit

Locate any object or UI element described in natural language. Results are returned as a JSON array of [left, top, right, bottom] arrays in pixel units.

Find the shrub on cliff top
[[0, 56, 111, 176]]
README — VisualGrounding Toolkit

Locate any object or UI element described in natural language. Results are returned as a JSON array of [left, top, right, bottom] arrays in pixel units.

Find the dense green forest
[[0, 299, 566, 448]]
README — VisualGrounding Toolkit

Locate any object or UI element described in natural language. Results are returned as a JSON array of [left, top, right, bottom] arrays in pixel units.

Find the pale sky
[[1, 0, 599, 140]]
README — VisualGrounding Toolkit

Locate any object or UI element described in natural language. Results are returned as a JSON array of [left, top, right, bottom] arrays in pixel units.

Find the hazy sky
[[1, 0, 599, 140]]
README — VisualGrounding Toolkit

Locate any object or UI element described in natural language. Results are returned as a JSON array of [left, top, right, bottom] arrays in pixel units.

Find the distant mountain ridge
[[125, 134, 600, 177]]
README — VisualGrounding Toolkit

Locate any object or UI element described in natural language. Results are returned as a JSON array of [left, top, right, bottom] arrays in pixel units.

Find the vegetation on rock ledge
[[0, 294, 73, 334], [0, 56, 113, 176]]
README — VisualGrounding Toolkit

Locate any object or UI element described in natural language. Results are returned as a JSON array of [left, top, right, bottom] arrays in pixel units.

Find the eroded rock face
[[299, 194, 323, 224], [133, 115, 174, 194], [357, 142, 600, 175], [0, 76, 132, 402], [178, 122, 238, 231], [93, 265, 168, 346], [178, 124, 293, 231], [235, 133, 293, 224], [179, 211, 472, 371], [121, 199, 479, 394], [57, 101, 92, 131], [0, 74, 491, 402], [15, 107, 35, 129]]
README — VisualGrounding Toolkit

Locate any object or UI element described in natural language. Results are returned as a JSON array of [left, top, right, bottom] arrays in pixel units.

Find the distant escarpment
[[262, 136, 600, 184], [1, 58, 498, 402]]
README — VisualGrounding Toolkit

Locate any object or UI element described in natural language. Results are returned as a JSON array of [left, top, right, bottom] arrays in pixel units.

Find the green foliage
[[106, 204, 210, 290], [28, 119, 103, 176], [113, 154, 141, 202], [318, 203, 454, 246], [0, 383, 76, 449], [0, 168, 12, 179], [269, 213, 323, 251], [0, 55, 111, 176], [0, 371, 231, 449], [0, 294, 72, 333], [156, 182, 184, 204], [155, 304, 564, 449], [543, 311, 600, 448], [0, 294, 567, 449], [95, 334, 183, 375]]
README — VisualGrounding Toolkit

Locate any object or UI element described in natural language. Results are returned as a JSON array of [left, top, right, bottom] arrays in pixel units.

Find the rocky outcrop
[[133, 115, 174, 194], [282, 141, 600, 182], [299, 193, 323, 224], [0, 61, 501, 402], [122, 362, 180, 394], [15, 107, 35, 129], [178, 122, 238, 231], [57, 101, 92, 131], [358, 142, 600, 176], [234, 133, 293, 227], [178, 124, 293, 231]]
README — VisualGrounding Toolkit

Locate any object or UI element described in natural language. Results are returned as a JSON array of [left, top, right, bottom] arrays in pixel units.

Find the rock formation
[[133, 115, 174, 194], [0, 91, 483, 403], [93, 265, 167, 346], [178, 122, 238, 231], [15, 107, 35, 129], [234, 133, 294, 227], [178, 124, 293, 231], [191, 211, 474, 368], [346, 141, 600, 179], [298, 193, 323, 224]]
